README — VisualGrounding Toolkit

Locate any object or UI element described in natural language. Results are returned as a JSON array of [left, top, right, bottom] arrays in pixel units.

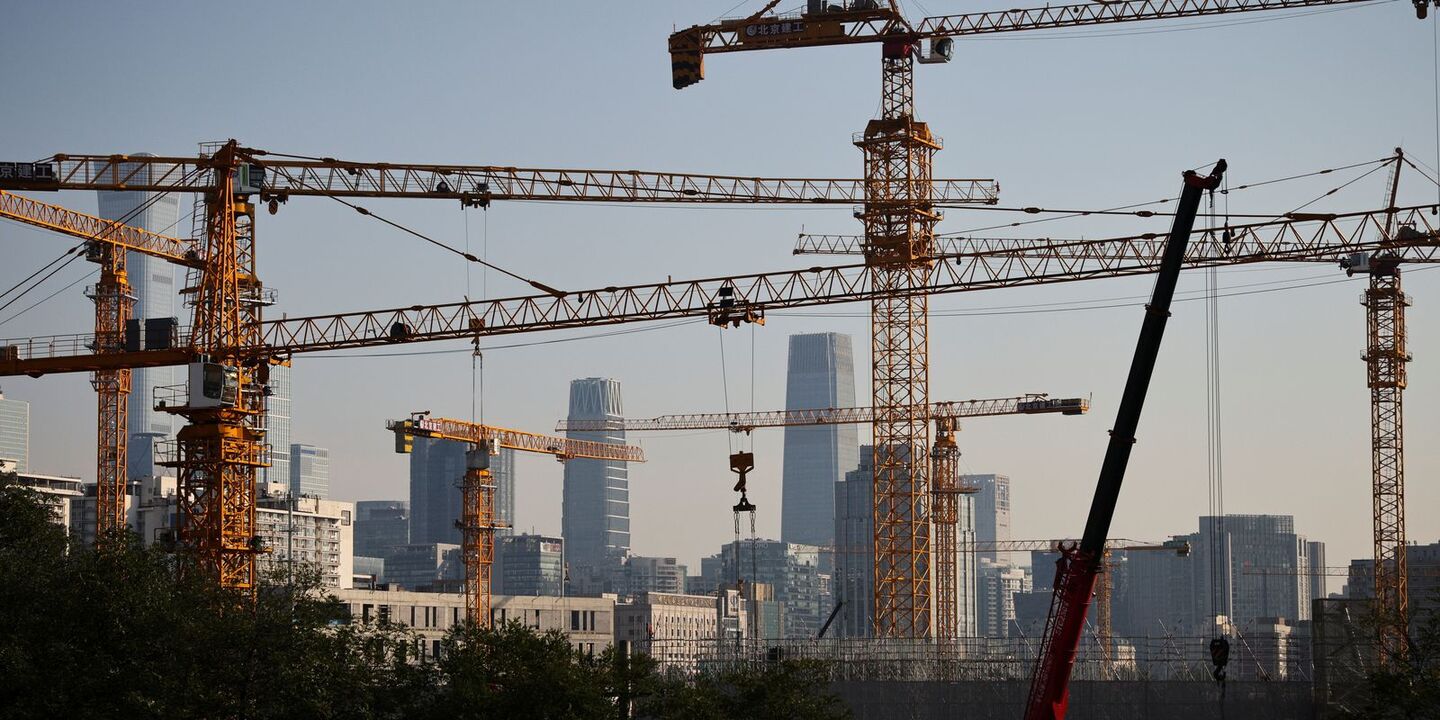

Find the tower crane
[[1, 177, 1434, 596], [0, 143, 991, 591], [670, 0, 1426, 639], [387, 413, 644, 623], [559, 393, 1090, 639], [795, 150, 1427, 661], [0, 189, 196, 542]]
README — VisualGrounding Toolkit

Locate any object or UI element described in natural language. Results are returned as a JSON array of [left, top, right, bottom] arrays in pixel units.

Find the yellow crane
[[388, 413, 644, 622], [1, 172, 1433, 597], [0, 189, 196, 542], [559, 393, 1090, 639], [669, 0, 1428, 640]]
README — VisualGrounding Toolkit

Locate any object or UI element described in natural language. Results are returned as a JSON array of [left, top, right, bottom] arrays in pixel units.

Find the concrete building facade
[[255, 489, 354, 589], [338, 588, 615, 658], [615, 590, 746, 668], [781, 333, 859, 546]]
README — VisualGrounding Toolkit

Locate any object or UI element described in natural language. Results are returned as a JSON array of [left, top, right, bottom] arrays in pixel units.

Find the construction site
[[1, 2, 1438, 719]]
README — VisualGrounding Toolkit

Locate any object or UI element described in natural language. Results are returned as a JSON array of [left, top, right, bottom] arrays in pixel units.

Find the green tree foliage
[[0, 477, 851, 720]]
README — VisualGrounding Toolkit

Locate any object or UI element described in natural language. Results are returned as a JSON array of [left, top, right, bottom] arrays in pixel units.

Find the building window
[[571, 610, 581, 631]]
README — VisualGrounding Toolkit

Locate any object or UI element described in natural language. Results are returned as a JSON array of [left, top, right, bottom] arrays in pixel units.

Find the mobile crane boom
[[1024, 160, 1225, 720]]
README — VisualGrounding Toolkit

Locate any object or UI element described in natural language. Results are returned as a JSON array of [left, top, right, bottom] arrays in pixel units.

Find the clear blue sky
[[2, 1, 1437, 580]]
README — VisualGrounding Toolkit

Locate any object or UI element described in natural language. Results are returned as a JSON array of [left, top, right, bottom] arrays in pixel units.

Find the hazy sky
[[2, 1, 1438, 581]]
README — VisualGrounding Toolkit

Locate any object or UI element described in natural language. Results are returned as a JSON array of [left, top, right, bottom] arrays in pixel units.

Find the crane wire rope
[[0, 179, 191, 319], [0, 200, 197, 328], [1204, 182, 1227, 647]]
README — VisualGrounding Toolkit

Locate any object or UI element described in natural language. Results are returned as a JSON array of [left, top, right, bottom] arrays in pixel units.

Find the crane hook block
[[730, 451, 754, 493]]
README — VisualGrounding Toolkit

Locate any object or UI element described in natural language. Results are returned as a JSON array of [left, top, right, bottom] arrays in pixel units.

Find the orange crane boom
[[556, 394, 1088, 433], [389, 414, 644, 622]]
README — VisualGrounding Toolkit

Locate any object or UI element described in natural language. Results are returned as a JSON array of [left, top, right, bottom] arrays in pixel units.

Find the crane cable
[[1205, 179, 1230, 695]]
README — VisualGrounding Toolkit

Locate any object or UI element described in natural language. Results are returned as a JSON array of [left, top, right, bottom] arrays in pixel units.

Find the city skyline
[[2, 2, 1437, 576]]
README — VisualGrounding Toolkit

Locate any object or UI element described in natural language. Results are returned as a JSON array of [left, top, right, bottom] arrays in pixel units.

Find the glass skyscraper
[[289, 443, 330, 499], [409, 436, 515, 545], [355, 500, 410, 558], [781, 333, 859, 546], [96, 171, 180, 480], [562, 378, 629, 586], [263, 364, 292, 489], [965, 474, 1012, 563], [0, 389, 29, 472]]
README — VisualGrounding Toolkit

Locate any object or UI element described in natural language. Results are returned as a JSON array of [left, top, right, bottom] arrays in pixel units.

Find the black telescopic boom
[[1076, 160, 1227, 557]]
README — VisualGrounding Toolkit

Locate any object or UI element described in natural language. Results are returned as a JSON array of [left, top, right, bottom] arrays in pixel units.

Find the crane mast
[[389, 415, 644, 623]]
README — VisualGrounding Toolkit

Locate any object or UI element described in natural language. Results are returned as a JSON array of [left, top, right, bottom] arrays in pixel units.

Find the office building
[[384, 542, 464, 591], [98, 178, 180, 480], [355, 500, 409, 558], [615, 590, 746, 668], [69, 475, 178, 547], [11, 466, 82, 532], [965, 474, 1011, 563], [290, 443, 330, 499], [1347, 540, 1440, 616], [339, 587, 615, 658], [496, 534, 565, 597], [563, 378, 629, 591], [263, 364, 292, 489], [353, 556, 384, 586], [1307, 540, 1327, 601], [977, 559, 1030, 638], [781, 333, 859, 546], [0, 389, 28, 473], [410, 437, 515, 545], [255, 488, 354, 589], [718, 539, 827, 638], [626, 556, 687, 595], [833, 446, 875, 637], [1195, 514, 1314, 628]]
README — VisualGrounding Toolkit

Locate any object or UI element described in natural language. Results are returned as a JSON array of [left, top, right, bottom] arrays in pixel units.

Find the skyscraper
[[965, 474, 1012, 563], [562, 378, 629, 590], [97, 175, 180, 480], [781, 333, 858, 546], [290, 443, 330, 499], [409, 437, 515, 545], [833, 446, 874, 637], [0, 389, 29, 472], [263, 364, 292, 489]]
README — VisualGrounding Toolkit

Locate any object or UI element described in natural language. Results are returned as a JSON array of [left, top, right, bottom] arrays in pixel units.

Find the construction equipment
[[962, 539, 1189, 653], [389, 413, 644, 622], [557, 394, 1088, 434], [3, 185, 1434, 591], [1024, 161, 1225, 720], [0, 143, 991, 590], [672, 0, 1422, 639], [797, 150, 1429, 659], [559, 393, 1088, 638], [0, 190, 196, 542]]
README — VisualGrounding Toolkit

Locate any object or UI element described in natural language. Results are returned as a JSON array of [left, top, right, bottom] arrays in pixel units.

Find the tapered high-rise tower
[[782, 333, 859, 546], [563, 378, 629, 592]]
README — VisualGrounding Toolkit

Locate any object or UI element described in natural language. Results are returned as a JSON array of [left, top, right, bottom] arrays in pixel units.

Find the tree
[[1345, 602, 1440, 719]]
